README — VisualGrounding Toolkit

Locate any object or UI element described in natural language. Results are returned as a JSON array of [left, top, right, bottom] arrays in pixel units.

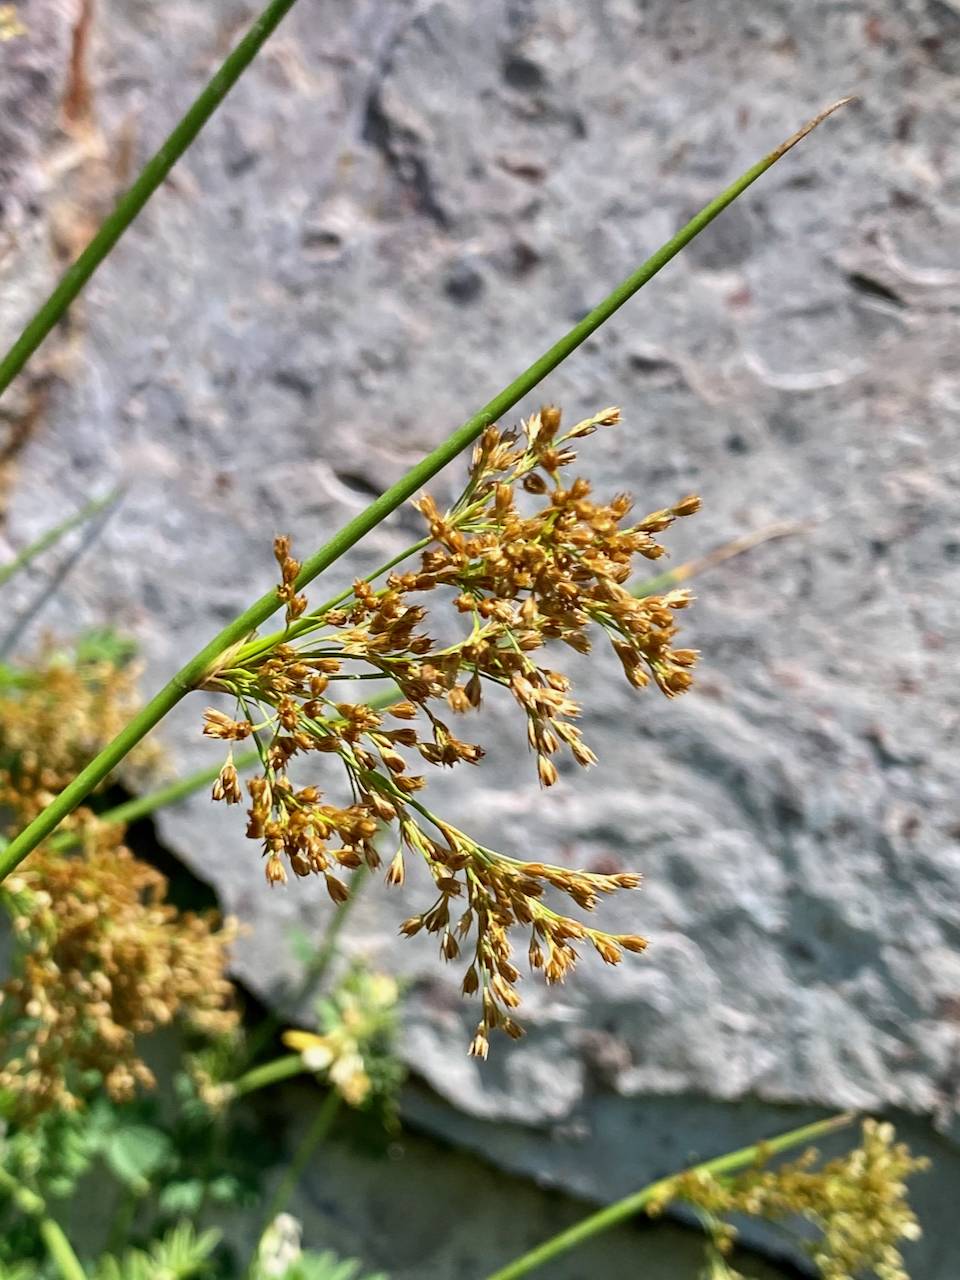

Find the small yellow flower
[[0, 5, 26, 40]]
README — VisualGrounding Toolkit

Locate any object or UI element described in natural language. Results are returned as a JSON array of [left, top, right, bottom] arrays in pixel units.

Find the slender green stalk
[[104, 1185, 142, 1260], [303, 863, 371, 992], [0, 99, 850, 882], [259, 1089, 341, 1237], [483, 1112, 854, 1280], [0, 1166, 87, 1280], [0, 489, 122, 588], [634, 522, 800, 598], [231, 1052, 305, 1099], [0, 0, 302, 398]]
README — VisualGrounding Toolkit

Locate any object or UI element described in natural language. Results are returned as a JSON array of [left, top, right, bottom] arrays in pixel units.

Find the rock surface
[[2, 0, 959, 1272]]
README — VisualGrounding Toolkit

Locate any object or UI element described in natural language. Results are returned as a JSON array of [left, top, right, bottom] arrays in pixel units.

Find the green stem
[[0, 1166, 87, 1280], [94, 757, 256, 831], [0, 489, 122, 588], [0, 100, 850, 882], [483, 1113, 854, 1280], [302, 863, 371, 993], [259, 1089, 341, 1238], [104, 1185, 141, 1260], [231, 1052, 306, 1099], [0, 0, 302, 399]]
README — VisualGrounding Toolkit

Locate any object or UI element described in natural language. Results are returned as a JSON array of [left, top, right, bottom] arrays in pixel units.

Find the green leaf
[[92, 1221, 221, 1280], [104, 1125, 173, 1189], [158, 1179, 206, 1216], [289, 1251, 388, 1280], [73, 627, 138, 668], [0, 489, 122, 590], [147, 1222, 221, 1277], [209, 1173, 243, 1204]]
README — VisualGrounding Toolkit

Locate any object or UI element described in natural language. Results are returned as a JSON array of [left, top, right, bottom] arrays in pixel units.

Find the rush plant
[[0, 7, 915, 1277]]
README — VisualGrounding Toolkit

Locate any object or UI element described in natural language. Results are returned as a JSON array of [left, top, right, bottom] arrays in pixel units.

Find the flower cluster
[[281, 968, 403, 1108], [204, 406, 700, 1053], [0, 821, 238, 1117], [0, 641, 160, 828], [649, 1119, 927, 1280]]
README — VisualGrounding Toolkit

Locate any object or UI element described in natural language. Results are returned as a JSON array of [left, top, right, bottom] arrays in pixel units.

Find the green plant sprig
[[483, 1113, 855, 1280], [0, 100, 851, 883], [0, 1164, 87, 1280]]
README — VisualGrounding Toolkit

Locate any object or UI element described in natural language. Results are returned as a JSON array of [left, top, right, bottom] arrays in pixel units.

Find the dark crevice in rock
[[272, 368, 316, 400], [501, 51, 546, 91], [846, 270, 907, 309], [333, 468, 381, 500], [361, 82, 450, 230]]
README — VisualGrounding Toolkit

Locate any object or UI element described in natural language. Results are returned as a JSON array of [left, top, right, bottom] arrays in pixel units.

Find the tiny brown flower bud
[[671, 494, 701, 517], [447, 686, 470, 713], [324, 874, 350, 904], [468, 1029, 489, 1060], [265, 854, 287, 886], [618, 934, 648, 953], [537, 755, 559, 787], [540, 405, 562, 433], [388, 702, 418, 720], [212, 759, 242, 804]]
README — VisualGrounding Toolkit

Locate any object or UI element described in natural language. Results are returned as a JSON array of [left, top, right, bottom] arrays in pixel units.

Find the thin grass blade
[[0, 0, 303, 398]]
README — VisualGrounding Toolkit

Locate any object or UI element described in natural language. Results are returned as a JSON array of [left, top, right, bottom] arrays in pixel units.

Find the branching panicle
[[203, 407, 700, 1050]]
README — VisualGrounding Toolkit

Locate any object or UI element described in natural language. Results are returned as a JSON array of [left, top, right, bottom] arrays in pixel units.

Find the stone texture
[[2, 0, 960, 1272]]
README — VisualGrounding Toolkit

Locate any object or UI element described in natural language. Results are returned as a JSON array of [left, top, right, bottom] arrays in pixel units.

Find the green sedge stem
[[0, 489, 123, 588], [483, 1112, 854, 1280], [231, 1053, 306, 1099], [0, 0, 302, 398], [0, 100, 850, 882], [258, 1089, 341, 1239], [304, 862, 371, 993], [0, 1167, 87, 1280]]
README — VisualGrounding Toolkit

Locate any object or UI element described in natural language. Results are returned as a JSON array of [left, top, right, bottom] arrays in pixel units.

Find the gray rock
[[2, 0, 959, 1272]]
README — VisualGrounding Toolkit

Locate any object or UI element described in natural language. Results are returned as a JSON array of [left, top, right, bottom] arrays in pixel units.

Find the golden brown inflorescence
[[0, 643, 236, 1117], [203, 406, 700, 1053], [0, 647, 161, 828], [0, 821, 238, 1118]]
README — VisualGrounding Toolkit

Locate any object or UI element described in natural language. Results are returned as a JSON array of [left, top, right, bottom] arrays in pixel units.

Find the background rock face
[[2, 0, 959, 1271]]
